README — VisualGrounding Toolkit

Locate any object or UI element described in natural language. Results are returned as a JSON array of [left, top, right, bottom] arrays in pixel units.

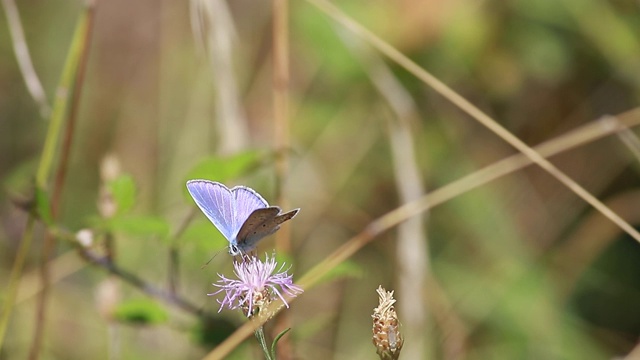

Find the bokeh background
[[1, 0, 640, 359]]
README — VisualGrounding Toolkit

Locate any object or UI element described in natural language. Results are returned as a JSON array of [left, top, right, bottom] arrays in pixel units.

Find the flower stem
[[254, 326, 274, 360]]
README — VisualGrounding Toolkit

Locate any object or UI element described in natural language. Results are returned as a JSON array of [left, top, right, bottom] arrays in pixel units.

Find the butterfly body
[[186, 180, 299, 256]]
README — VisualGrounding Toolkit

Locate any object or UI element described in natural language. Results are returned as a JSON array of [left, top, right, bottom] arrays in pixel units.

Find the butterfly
[[186, 179, 299, 256]]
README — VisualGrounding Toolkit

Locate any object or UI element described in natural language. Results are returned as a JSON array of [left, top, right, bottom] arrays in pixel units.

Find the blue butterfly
[[186, 180, 299, 256]]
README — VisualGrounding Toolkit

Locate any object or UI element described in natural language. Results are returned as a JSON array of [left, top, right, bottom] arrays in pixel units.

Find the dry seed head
[[372, 286, 403, 360]]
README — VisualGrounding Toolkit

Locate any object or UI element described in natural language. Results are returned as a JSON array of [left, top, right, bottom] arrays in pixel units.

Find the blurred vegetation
[[1, 0, 640, 359]]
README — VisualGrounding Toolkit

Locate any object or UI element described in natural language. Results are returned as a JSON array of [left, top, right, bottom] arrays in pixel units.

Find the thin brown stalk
[[47, 227, 216, 320], [303, 0, 640, 246], [168, 208, 197, 294], [0, 217, 35, 350], [608, 115, 640, 164], [273, 0, 291, 253], [272, 0, 293, 357], [203, 109, 640, 359], [28, 2, 97, 359], [80, 247, 212, 319], [1, 0, 50, 118]]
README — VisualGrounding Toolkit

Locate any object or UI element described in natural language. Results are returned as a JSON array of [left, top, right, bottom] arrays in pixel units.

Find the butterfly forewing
[[186, 180, 236, 241]]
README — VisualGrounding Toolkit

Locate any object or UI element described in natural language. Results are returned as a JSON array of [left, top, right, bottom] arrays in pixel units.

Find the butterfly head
[[228, 243, 242, 256]]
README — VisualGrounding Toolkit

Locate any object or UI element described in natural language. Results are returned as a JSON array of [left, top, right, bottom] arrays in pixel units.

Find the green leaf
[[35, 186, 52, 225], [181, 220, 228, 251], [184, 150, 263, 187], [108, 174, 136, 215], [271, 327, 292, 358], [113, 299, 169, 325], [110, 215, 170, 239]]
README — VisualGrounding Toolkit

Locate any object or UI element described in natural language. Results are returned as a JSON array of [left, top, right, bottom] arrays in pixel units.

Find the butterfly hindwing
[[236, 207, 300, 253], [236, 207, 281, 250], [274, 208, 299, 225]]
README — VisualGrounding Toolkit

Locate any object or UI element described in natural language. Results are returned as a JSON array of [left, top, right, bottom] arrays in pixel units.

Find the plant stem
[[254, 326, 274, 360], [1, 0, 50, 117], [28, 2, 97, 359], [0, 217, 34, 349], [0, 5, 94, 353], [168, 208, 196, 294], [202, 109, 640, 359], [272, 0, 294, 357]]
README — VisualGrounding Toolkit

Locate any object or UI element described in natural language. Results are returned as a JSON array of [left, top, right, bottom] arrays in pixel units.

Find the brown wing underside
[[236, 207, 300, 249]]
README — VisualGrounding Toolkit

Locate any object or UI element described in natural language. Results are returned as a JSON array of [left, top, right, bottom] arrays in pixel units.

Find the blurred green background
[[1, 0, 640, 359]]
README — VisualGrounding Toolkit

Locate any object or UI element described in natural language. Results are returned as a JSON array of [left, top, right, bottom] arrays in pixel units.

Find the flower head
[[372, 286, 403, 360], [209, 254, 303, 319]]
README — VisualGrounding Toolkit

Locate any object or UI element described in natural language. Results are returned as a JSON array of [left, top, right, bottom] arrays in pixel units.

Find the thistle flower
[[209, 254, 303, 319], [372, 286, 404, 360]]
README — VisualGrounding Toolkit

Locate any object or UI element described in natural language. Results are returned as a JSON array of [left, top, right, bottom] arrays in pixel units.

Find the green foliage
[[89, 174, 172, 241], [3, 0, 640, 358], [271, 327, 292, 359], [1, 159, 39, 201], [511, 24, 571, 83], [181, 220, 228, 251], [108, 174, 136, 216], [112, 299, 169, 325], [184, 150, 263, 188], [293, 2, 364, 82], [34, 186, 52, 225], [109, 215, 171, 240]]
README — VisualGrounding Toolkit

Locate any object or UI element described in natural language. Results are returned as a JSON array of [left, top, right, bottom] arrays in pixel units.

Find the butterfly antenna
[[200, 247, 226, 269]]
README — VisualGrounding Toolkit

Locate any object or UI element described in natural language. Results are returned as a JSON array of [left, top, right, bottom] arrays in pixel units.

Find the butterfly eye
[[229, 244, 240, 256]]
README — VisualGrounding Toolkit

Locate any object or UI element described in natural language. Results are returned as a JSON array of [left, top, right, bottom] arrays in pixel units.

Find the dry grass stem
[[203, 108, 640, 359], [303, 0, 640, 245], [608, 115, 640, 164], [1, 0, 50, 118], [191, 0, 249, 154]]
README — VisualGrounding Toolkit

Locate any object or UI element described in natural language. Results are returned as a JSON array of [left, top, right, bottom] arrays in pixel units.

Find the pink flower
[[209, 255, 303, 318]]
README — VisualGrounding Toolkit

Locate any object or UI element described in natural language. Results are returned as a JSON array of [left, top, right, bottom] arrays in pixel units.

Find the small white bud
[[76, 229, 94, 247]]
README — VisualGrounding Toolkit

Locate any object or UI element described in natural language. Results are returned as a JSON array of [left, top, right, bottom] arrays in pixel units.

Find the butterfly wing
[[235, 207, 300, 253], [187, 180, 298, 255], [230, 186, 269, 234], [186, 180, 237, 241]]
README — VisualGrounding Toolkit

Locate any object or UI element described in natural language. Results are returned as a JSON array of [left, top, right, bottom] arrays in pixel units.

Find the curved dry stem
[[302, 0, 640, 245], [1, 0, 50, 118], [202, 108, 640, 359]]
